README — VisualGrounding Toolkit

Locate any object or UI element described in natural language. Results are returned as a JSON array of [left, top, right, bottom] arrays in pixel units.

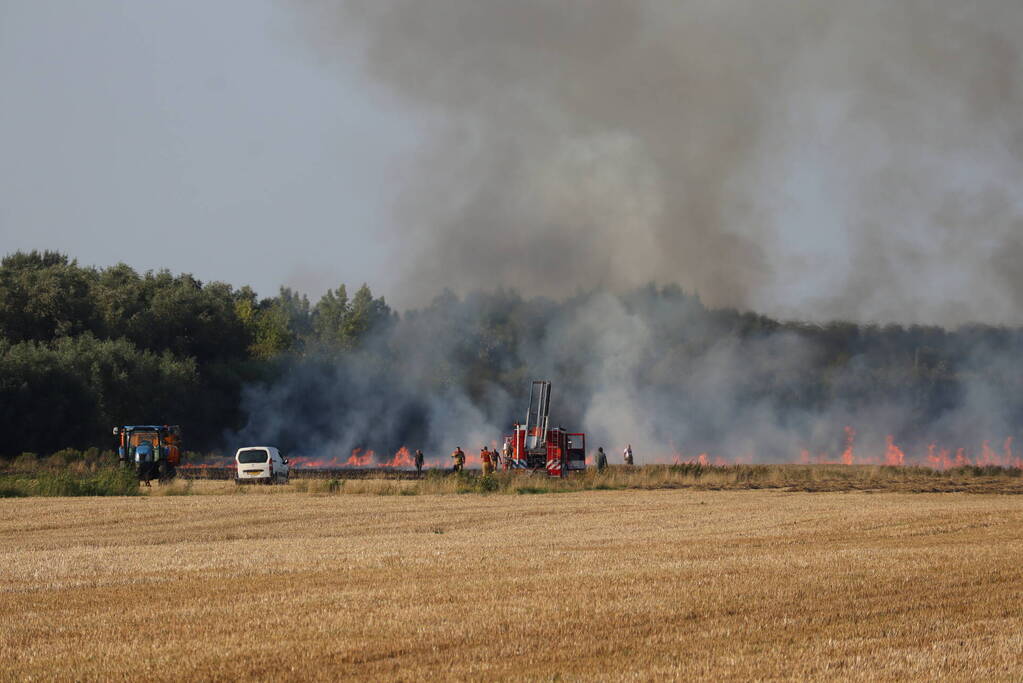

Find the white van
[[235, 446, 290, 484]]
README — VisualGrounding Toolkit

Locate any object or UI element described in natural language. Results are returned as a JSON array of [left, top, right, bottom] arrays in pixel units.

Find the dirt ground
[[2, 488, 1022, 680]]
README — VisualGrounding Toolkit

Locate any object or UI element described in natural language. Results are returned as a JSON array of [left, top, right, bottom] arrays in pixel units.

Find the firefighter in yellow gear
[[481, 447, 494, 476], [451, 447, 465, 472]]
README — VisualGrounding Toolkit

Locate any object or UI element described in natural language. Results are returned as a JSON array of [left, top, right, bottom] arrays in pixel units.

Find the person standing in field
[[451, 447, 465, 472], [481, 446, 494, 475], [414, 449, 424, 477], [502, 439, 512, 469], [624, 444, 634, 466], [596, 447, 608, 472], [492, 445, 501, 470]]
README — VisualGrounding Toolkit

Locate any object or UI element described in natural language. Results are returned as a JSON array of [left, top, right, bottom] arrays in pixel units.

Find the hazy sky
[[3, 2, 1023, 325], [1, 0, 418, 301]]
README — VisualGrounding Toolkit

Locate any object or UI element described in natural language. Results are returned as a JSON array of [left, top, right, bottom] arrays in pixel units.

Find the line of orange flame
[[673, 432, 1019, 469], [176, 431, 1023, 470]]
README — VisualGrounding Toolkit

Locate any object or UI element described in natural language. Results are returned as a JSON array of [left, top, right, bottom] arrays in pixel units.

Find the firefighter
[[481, 447, 493, 476], [492, 446, 502, 470], [451, 447, 465, 472], [502, 439, 512, 469], [414, 449, 424, 477], [596, 447, 608, 472], [624, 444, 634, 466]]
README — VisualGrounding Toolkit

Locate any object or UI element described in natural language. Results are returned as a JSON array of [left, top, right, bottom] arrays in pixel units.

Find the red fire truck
[[504, 380, 586, 477]]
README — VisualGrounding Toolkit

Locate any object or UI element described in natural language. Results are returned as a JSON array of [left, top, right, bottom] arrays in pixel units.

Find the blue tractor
[[114, 425, 182, 484]]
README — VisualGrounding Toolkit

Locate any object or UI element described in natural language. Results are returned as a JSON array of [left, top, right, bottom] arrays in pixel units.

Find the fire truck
[[113, 425, 182, 482], [504, 381, 586, 477]]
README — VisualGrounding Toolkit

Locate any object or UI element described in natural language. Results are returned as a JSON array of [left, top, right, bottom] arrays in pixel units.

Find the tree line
[[0, 251, 391, 456], [2, 250, 1022, 459]]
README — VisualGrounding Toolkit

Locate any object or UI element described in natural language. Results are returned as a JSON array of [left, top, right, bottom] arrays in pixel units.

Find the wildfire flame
[[884, 435, 905, 466], [384, 446, 414, 468], [346, 448, 374, 467], [648, 429, 1022, 470], [841, 426, 855, 466]]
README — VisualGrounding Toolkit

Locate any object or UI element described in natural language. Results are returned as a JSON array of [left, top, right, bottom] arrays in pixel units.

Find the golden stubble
[[2, 489, 1022, 681]]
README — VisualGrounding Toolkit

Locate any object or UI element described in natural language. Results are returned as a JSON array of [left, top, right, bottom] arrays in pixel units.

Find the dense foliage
[[2, 250, 1022, 459], [0, 251, 392, 456]]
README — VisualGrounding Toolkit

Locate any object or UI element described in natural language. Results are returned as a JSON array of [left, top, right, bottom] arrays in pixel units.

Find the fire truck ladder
[[524, 380, 552, 450]]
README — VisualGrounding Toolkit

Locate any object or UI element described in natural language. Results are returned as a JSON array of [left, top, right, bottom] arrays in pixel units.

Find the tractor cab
[[114, 425, 182, 483]]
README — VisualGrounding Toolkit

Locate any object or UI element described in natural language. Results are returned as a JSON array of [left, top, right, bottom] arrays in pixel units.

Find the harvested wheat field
[[2, 488, 1023, 680]]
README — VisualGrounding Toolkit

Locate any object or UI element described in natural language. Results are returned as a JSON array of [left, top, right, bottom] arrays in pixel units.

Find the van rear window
[[238, 449, 269, 464]]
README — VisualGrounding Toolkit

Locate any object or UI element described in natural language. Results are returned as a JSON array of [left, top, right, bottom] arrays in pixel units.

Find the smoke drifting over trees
[[301, 1, 1023, 326], [6, 5, 1023, 464], [5, 250, 1022, 466]]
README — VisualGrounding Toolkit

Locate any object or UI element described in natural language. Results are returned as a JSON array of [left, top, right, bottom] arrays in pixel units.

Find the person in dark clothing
[[414, 449, 425, 477], [595, 447, 608, 472]]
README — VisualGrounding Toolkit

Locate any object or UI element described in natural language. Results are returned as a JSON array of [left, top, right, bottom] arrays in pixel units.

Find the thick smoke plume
[[302, 0, 1023, 326], [231, 287, 1023, 467], [230, 2, 1023, 464]]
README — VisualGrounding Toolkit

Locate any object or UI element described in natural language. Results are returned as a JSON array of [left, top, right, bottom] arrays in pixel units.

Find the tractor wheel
[[157, 462, 177, 484]]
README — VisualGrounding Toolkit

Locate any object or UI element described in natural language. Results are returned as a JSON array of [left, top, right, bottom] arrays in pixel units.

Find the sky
[[3, 1, 1023, 325], [0, 0, 418, 301]]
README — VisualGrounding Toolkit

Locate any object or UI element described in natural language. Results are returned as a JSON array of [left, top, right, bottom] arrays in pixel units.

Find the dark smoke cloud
[[299, 0, 1023, 325]]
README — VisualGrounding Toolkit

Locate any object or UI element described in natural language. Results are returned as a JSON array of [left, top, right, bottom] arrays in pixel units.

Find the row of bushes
[[1, 449, 215, 472], [0, 448, 211, 498], [0, 467, 140, 498]]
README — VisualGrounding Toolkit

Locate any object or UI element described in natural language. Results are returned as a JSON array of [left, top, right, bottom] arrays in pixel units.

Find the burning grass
[[2, 489, 1022, 679]]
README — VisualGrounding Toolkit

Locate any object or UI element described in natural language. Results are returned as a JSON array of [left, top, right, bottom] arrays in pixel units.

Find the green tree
[[276, 287, 313, 343], [342, 284, 392, 350], [0, 335, 198, 456], [0, 251, 100, 342], [312, 284, 349, 349]]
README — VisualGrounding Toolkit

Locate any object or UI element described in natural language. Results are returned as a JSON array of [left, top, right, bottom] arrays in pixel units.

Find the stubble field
[[2, 487, 1022, 680]]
